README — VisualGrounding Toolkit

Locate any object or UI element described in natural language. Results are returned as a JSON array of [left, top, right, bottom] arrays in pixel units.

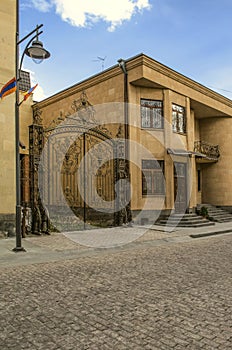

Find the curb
[[190, 229, 232, 239]]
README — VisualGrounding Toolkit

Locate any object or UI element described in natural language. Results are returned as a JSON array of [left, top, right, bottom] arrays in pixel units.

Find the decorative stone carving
[[33, 107, 43, 125]]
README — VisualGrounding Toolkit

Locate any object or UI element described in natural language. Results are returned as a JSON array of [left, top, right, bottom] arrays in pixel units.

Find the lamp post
[[13, 1, 50, 252]]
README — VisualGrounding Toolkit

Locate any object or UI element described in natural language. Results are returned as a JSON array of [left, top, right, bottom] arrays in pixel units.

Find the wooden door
[[174, 162, 187, 213]]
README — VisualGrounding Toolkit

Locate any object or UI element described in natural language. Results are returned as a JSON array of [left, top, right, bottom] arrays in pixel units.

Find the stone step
[[212, 217, 232, 223], [160, 220, 210, 226], [198, 204, 232, 223], [160, 217, 210, 223], [208, 212, 232, 217], [206, 208, 229, 213], [167, 216, 209, 221], [209, 213, 232, 218], [198, 204, 228, 210], [162, 222, 215, 228], [159, 213, 214, 228], [172, 213, 198, 217]]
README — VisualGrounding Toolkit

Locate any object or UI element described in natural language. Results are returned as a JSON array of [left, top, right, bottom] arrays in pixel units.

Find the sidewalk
[[0, 221, 231, 267]]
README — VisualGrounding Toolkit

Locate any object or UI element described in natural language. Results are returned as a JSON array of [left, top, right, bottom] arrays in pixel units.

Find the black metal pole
[[13, 0, 26, 252], [117, 59, 132, 224], [83, 132, 86, 230], [18, 30, 43, 74], [17, 24, 43, 45], [124, 65, 132, 224]]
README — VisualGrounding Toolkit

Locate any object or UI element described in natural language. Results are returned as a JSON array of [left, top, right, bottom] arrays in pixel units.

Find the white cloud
[[32, 0, 151, 31], [23, 69, 48, 102], [31, 0, 52, 12], [32, 84, 47, 102]]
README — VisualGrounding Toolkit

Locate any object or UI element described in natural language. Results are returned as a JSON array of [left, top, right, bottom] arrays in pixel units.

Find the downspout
[[118, 59, 129, 150], [117, 59, 132, 224]]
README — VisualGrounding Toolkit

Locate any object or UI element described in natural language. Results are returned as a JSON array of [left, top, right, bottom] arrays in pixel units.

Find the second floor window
[[141, 99, 163, 129], [172, 103, 186, 134]]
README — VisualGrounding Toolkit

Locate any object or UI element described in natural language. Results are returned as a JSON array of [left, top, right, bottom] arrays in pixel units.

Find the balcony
[[194, 141, 220, 163]]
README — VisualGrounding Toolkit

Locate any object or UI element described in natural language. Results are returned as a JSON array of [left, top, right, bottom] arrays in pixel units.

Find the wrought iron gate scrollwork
[[29, 107, 50, 235], [30, 92, 119, 232]]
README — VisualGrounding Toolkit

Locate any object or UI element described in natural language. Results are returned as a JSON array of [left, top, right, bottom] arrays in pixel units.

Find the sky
[[19, 0, 232, 101]]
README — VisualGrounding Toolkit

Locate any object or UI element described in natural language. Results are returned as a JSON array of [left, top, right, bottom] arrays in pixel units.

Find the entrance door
[[174, 162, 187, 213]]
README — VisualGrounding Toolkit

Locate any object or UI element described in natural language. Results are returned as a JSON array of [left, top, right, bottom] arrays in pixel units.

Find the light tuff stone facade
[[1, 0, 232, 229], [33, 54, 232, 224], [0, 1, 33, 234], [0, 1, 16, 233], [200, 117, 232, 207]]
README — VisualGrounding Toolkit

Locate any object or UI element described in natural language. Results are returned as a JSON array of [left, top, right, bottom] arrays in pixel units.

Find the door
[[174, 162, 187, 213]]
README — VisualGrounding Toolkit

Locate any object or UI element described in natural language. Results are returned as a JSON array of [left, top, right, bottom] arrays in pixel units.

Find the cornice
[[34, 53, 232, 112], [34, 65, 121, 109], [138, 54, 232, 109]]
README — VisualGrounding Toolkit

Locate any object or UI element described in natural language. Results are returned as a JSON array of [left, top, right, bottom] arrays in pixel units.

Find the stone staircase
[[197, 204, 232, 223], [158, 213, 215, 228]]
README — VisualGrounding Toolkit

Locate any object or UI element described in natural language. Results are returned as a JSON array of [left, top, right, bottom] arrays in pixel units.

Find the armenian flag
[[23, 84, 38, 101], [0, 77, 17, 99]]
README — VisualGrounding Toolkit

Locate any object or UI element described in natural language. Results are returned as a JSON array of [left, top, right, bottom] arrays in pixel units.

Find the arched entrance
[[29, 92, 133, 233], [29, 93, 119, 232]]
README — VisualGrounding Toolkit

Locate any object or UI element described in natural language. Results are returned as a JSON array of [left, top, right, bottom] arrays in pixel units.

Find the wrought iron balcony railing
[[194, 141, 220, 160]]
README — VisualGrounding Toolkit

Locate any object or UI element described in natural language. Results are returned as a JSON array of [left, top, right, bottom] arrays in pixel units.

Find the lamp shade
[[25, 39, 50, 60]]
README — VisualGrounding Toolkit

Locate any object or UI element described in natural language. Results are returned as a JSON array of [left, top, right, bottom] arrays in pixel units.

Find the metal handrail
[[194, 141, 220, 159]]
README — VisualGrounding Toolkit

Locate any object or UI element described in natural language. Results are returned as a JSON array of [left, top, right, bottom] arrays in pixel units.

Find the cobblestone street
[[0, 233, 232, 349]]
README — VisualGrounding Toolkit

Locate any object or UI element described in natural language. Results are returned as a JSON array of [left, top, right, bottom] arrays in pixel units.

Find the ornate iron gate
[[44, 127, 116, 230], [29, 93, 118, 232]]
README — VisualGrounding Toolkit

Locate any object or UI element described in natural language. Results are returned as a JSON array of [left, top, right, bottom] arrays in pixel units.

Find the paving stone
[[0, 234, 231, 349]]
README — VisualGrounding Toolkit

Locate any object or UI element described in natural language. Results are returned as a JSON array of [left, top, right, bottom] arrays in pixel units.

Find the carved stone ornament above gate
[[33, 107, 43, 125], [44, 91, 97, 134], [71, 91, 96, 124], [46, 111, 66, 131]]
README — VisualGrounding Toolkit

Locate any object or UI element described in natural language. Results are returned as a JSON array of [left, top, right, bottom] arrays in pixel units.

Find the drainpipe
[[118, 59, 129, 148], [117, 59, 132, 224]]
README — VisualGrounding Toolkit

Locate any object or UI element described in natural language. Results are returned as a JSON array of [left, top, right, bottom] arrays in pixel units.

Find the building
[[1, 3, 232, 233], [0, 1, 16, 234], [0, 1, 33, 235], [26, 53, 232, 229]]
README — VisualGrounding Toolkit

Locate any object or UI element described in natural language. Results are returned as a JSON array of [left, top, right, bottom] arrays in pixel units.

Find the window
[[142, 160, 165, 195], [141, 99, 163, 129], [172, 103, 186, 133]]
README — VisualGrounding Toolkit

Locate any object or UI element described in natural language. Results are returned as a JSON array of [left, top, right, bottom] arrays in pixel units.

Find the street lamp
[[13, 2, 50, 252]]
